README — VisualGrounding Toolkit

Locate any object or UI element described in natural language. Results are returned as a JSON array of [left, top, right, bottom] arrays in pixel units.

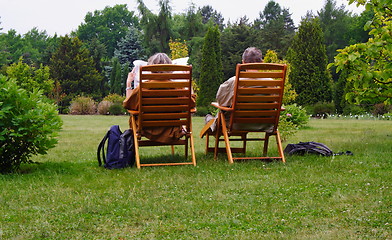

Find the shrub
[[342, 104, 367, 116], [99, 94, 126, 115], [69, 96, 97, 115], [103, 93, 124, 104], [97, 100, 112, 115], [109, 103, 125, 115], [372, 103, 392, 116], [280, 104, 309, 128], [0, 75, 62, 173], [383, 113, 392, 120], [308, 102, 335, 117], [279, 104, 309, 141]]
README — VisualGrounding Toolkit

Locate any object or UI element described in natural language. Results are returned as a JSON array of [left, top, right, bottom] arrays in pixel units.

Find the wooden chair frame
[[128, 64, 196, 168], [205, 63, 287, 163]]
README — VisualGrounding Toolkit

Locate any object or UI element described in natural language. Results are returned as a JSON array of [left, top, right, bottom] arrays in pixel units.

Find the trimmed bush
[[69, 96, 97, 115], [97, 100, 112, 115], [108, 103, 125, 115], [0, 75, 62, 173], [103, 93, 125, 104], [307, 102, 336, 118], [98, 94, 126, 115], [372, 103, 392, 116]]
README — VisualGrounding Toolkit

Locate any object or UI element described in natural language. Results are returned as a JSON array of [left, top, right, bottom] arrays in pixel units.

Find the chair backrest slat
[[230, 63, 287, 132], [138, 64, 192, 131]]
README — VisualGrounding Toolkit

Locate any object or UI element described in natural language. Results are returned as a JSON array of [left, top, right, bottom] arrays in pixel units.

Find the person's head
[[148, 53, 172, 65], [242, 47, 263, 63]]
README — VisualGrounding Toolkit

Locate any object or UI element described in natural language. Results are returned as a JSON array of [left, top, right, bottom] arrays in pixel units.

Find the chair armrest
[[211, 102, 233, 112], [128, 110, 139, 115]]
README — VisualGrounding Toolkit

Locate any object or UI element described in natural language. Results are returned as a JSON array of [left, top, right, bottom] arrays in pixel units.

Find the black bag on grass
[[97, 125, 135, 169], [284, 141, 333, 156]]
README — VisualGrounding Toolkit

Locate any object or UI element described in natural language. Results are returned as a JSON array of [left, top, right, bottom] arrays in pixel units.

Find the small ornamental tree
[[0, 75, 62, 173], [263, 50, 297, 105], [169, 39, 189, 60]]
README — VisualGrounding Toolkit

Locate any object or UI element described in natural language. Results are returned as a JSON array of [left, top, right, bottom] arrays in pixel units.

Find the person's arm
[[125, 70, 136, 98], [216, 77, 235, 107]]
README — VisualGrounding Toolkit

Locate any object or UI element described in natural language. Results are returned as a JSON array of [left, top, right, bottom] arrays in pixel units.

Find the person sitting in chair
[[123, 53, 195, 143], [201, 47, 273, 135]]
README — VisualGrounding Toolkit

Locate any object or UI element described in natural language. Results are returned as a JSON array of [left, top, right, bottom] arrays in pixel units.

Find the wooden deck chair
[[205, 63, 287, 163], [128, 64, 196, 168]]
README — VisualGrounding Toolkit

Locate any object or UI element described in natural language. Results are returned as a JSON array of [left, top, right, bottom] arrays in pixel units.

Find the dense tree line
[[0, 0, 376, 113]]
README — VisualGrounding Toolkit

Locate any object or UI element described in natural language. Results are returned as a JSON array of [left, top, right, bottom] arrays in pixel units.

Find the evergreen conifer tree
[[110, 58, 122, 95], [198, 26, 223, 108], [287, 17, 332, 106]]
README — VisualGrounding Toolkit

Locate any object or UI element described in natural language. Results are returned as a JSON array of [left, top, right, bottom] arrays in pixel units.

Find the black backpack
[[97, 125, 135, 169], [284, 141, 334, 156]]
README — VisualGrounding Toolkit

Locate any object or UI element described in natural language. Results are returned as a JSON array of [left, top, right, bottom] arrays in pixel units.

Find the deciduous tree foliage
[[6, 58, 54, 95], [287, 17, 332, 106], [331, 0, 392, 105], [76, 4, 139, 58]]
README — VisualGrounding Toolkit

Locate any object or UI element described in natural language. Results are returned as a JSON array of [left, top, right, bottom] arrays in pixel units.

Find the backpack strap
[[97, 130, 110, 166], [308, 142, 333, 156]]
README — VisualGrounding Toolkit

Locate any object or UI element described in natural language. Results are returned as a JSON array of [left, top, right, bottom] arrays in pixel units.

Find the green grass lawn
[[1, 115, 391, 239]]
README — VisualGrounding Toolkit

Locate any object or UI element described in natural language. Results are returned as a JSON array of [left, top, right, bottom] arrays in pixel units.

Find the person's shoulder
[[220, 76, 235, 86]]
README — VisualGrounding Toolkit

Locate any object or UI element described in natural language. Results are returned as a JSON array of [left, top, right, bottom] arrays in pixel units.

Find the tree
[[264, 50, 297, 105], [0, 30, 25, 67], [49, 36, 103, 111], [199, 5, 225, 30], [109, 58, 122, 95], [169, 39, 188, 60], [6, 58, 54, 95], [76, 4, 139, 58], [287, 17, 332, 106], [254, 0, 295, 57], [221, 17, 256, 80], [198, 26, 224, 108], [318, 0, 354, 63], [114, 27, 145, 66], [330, 0, 391, 105], [137, 0, 173, 55]]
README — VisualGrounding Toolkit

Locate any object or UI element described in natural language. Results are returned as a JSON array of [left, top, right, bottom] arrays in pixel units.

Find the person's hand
[[126, 71, 135, 87]]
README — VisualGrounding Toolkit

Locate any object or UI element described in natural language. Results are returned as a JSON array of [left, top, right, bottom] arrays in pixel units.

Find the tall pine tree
[[198, 26, 223, 108], [287, 17, 332, 106]]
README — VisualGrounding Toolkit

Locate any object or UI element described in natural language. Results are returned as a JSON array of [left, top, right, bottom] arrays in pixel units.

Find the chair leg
[[171, 145, 175, 156], [275, 130, 285, 163], [190, 133, 196, 166], [241, 134, 247, 154], [220, 112, 233, 164], [213, 114, 222, 160], [205, 132, 210, 154], [131, 116, 141, 169], [263, 133, 270, 157]]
